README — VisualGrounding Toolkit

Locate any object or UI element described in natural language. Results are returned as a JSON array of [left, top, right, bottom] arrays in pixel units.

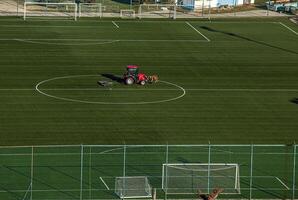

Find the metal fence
[[0, 144, 297, 200], [0, 0, 296, 19]]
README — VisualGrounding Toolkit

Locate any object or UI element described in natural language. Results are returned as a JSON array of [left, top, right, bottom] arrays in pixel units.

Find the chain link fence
[[0, 144, 297, 200], [0, 0, 296, 19]]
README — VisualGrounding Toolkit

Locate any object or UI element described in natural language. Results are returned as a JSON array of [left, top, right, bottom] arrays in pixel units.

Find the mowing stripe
[[0, 38, 207, 42], [279, 22, 298, 35], [0, 152, 294, 156], [1, 88, 298, 92], [116, 21, 278, 24], [275, 177, 290, 190], [0, 25, 112, 28], [99, 177, 110, 190], [112, 21, 119, 28], [0, 186, 291, 193], [187, 88, 298, 92], [185, 21, 210, 42]]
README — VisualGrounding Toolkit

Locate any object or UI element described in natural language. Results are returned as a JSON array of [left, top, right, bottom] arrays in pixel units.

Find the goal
[[138, 4, 176, 19], [120, 9, 136, 19], [24, 1, 77, 20], [162, 163, 240, 194], [79, 3, 102, 18], [115, 176, 152, 198]]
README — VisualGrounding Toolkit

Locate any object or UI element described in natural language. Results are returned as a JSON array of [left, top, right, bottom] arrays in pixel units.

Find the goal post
[[24, 2, 77, 20], [138, 4, 176, 19], [120, 9, 136, 19], [79, 3, 102, 18], [162, 163, 240, 195], [115, 176, 152, 199]]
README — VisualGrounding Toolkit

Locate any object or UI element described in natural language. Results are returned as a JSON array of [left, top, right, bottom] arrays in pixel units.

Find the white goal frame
[[78, 3, 102, 18], [115, 176, 152, 199], [162, 163, 240, 195], [23, 2, 77, 21], [120, 9, 136, 19], [138, 4, 177, 19]]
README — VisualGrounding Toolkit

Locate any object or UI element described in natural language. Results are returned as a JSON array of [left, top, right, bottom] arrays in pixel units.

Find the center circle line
[[35, 74, 186, 105]]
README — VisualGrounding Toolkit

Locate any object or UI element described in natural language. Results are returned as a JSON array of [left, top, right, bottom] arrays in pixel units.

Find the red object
[[137, 73, 147, 81], [127, 65, 139, 69]]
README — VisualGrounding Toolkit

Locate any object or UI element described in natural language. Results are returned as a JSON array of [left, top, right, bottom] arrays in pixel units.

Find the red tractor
[[123, 65, 158, 85]]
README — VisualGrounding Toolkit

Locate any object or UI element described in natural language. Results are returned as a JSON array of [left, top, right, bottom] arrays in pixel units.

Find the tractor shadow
[[101, 73, 123, 84], [199, 26, 298, 55], [290, 98, 298, 105]]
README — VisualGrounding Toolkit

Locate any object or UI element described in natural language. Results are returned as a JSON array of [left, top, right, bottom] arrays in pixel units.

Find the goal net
[[24, 1, 77, 20], [79, 3, 102, 18], [138, 4, 176, 19], [120, 9, 136, 19], [162, 163, 240, 194], [115, 176, 152, 198]]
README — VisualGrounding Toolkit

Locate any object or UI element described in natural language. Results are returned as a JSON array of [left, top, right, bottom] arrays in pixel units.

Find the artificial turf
[[0, 145, 297, 200], [0, 17, 297, 146]]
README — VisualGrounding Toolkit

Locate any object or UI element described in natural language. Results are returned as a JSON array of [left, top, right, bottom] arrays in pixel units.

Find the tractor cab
[[125, 65, 139, 79], [123, 65, 147, 85]]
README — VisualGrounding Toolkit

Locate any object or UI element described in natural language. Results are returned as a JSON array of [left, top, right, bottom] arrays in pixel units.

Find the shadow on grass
[[199, 26, 298, 55], [101, 73, 123, 84], [290, 98, 298, 104], [3, 165, 79, 199], [0, 184, 22, 199]]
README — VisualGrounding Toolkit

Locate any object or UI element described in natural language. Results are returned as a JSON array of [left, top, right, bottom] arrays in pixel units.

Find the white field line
[[22, 182, 32, 200], [112, 21, 119, 28], [279, 22, 298, 35], [275, 177, 290, 190], [185, 21, 210, 42], [1, 88, 298, 92], [99, 177, 110, 190]]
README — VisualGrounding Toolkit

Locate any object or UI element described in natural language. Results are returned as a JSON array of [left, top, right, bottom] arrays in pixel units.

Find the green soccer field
[[0, 16, 298, 200], [0, 17, 297, 146]]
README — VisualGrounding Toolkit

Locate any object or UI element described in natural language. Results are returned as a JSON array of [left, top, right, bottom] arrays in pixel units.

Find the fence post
[[267, 0, 270, 16], [31, 146, 34, 200], [202, 0, 205, 17], [164, 144, 169, 200], [89, 146, 92, 199], [123, 144, 126, 178], [292, 144, 296, 199], [80, 145, 84, 200], [249, 144, 254, 200], [233, 0, 237, 16], [17, 0, 19, 16], [207, 142, 211, 194]]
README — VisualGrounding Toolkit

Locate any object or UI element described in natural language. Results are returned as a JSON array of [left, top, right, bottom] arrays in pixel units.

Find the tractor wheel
[[140, 80, 146, 86], [125, 77, 134, 85]]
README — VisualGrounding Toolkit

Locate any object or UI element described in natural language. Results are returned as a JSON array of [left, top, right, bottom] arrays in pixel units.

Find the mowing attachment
[[98, 80, 113, 87]]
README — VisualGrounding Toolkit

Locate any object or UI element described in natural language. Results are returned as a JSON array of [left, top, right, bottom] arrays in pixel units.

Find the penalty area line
[[99, 177, 110, 190], [275, 177, 290, 190], [112, 21, 119, 28], [279, 22, 298, 35], [185, 21, 210, 42]]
